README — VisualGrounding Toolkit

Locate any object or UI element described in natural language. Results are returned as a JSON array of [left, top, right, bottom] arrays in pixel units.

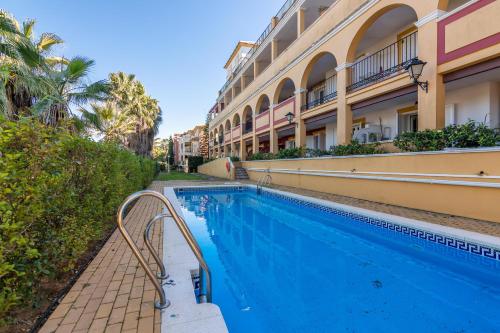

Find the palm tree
[[33, 57, 109, 126], [0, 11, 108, 126], [80, 102, 136, 143], [0, 11, 61, 119], [108, 72, 162, 157]]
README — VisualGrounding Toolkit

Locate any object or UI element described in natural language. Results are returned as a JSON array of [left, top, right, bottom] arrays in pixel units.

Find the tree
[[80, 101, 135, 142], [152, 138, 168, 161], [167, 136, 175, 165], [110, 72, 160, 157], [34, 57, 109, 126], [0, 11, 58, 119], [0, 11, 109, 126]]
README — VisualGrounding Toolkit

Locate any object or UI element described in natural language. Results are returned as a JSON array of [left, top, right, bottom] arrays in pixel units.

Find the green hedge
[[394, 121, 499, 152], [247, 142, 384, 160], [0, 118, 157, 322]]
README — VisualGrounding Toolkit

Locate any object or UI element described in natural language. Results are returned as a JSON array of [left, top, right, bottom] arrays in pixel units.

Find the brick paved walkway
[[40, 182, 165, 333]]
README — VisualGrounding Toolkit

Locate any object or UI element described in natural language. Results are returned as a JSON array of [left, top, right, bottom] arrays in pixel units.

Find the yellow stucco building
[[206, 0, 499, 159]]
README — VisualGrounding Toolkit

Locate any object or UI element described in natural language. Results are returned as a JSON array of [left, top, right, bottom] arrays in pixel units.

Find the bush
[[275, 147, 306, 159], [394, 121, 499, 152], [330, 140, 384, 156], [393, 130, 446, 152], [247, 152, 275, 161], [187, 156, 204, 172], [229, 156, 240, 162], [0, 118, 156, 321]]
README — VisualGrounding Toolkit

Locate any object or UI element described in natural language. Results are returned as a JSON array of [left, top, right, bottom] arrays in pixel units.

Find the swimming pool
[[172, 186, 500, 333]]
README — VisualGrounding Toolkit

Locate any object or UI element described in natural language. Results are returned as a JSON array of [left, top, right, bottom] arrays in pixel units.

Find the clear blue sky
[[4, 0, 283, 138]]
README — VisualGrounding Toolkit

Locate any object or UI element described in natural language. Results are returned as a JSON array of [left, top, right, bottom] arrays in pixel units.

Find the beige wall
[[198, 158, 234, 180], [238, 149, 500, 223]]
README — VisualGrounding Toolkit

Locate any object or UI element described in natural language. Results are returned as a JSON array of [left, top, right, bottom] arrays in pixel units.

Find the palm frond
[[22, 18, 35, 39], [37, 32, 63, 52], [65, 56, 94, 83]]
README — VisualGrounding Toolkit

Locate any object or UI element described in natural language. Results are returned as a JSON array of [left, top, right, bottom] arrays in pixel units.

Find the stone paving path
[[40, 182, 165, 333], [40, 178, 500, 333]]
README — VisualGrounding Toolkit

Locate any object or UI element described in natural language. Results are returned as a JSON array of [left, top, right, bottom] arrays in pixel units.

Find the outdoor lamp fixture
[[285, 112, 295, 125], [405, 58, 428, 93]]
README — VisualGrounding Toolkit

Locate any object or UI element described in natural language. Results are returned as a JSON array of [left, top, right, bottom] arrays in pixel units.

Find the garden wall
[[199, 157, 235, 180], [241, 148, 500, 223]]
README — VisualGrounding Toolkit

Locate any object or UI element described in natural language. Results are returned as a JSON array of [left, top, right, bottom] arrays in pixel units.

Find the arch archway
[[242, 105, 253, 133], [345, 5, 418, 91], [301, 52, 338, 110], [225, 119, 231, 133], [256, 94, 271, 114], [274, 78, 296, 105], [233, 113, 241, 127]]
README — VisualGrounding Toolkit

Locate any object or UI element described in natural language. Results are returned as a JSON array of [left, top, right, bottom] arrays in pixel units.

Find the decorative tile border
[[173, 185, 500, 262]]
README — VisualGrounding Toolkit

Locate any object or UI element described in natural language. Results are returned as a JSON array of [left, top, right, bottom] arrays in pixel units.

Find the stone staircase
[[235, 167, 249, 180]]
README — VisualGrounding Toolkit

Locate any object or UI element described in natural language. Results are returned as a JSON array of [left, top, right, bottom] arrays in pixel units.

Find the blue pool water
[[176, 188, 500, 333]]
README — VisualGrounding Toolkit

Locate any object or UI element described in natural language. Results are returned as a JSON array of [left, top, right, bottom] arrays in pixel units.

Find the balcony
[[302, 74, 337, 111], [347, 31, 417, 92]]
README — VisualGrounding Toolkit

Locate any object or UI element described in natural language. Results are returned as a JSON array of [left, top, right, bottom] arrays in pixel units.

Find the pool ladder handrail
[[257, 174, 272, 193], [117, 190, 213, 309]]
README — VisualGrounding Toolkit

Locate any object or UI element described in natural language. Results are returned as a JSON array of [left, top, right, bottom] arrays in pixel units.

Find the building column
[[297, 8, 305, 37], [272, 39, 279, 62], [270, 129, 279, 153], [416, 18, 445, 130], [295, 89, 306, 147], [253, 134, 259, 154], [241, 75, 247, 90], [254, 61, 260, 78], [335, 64, 352, 145], [240, 138, 247, 160], [231, 87, 236, 101]]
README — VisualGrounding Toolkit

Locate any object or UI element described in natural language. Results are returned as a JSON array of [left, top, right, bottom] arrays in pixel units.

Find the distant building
[[174, 125, 206, 171]]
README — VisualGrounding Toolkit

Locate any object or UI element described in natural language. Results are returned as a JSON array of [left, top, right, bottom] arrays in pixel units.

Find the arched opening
[[346, 5, 418, 92], [225, 119, 231, 132], [274, 78, 296, 104], [256, 94, 271, 114], [242, 105, 253, 134], [343, 5, 420, 144], [218, 124, 224, 145], [301, 52, 338, 111], [233, 113, 241, 127]]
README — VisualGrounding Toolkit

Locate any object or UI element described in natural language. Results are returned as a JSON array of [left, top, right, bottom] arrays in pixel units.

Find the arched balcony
[[301, 52, 338, 111], [346, 5, 419, 92]]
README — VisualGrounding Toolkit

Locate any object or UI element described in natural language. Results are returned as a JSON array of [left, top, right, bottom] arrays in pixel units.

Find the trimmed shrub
[[275, 147, 306, 159], [394, 121, 499, 152], [330, 140, 384, 156], [0, 118, 156, 322], [187, 156, 204, 172], [247, 152, 275, 161]]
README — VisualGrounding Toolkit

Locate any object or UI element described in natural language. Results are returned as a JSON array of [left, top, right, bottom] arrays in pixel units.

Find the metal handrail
[[257, 174, 272, 193], [117, 190, 213, 310], [144, 213, 170, 280]]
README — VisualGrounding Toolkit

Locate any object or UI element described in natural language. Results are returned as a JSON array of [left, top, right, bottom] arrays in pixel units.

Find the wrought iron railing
[[218, 0, 298, 96], [302, 75, 337, 111], [347, 31, 417, 92]]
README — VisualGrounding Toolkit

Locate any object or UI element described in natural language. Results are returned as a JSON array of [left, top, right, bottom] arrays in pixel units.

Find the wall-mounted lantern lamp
[[285, 112, 295, 125], [405, 58, 428, 93]]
